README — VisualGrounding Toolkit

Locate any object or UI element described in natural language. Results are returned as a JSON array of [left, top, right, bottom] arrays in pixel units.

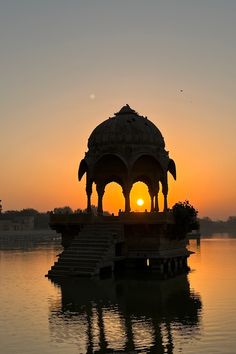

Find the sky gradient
[[1, 1, 236, 219]]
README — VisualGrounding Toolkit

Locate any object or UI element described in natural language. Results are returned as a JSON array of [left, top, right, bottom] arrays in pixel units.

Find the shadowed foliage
[[173, 200, 199, 235]]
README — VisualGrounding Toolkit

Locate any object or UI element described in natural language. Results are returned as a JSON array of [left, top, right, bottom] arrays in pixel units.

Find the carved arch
[[131, 154, 163, 186], [92, 154, 129, 214], [94, 153, 128, 170], [93, 154, 128, 186]]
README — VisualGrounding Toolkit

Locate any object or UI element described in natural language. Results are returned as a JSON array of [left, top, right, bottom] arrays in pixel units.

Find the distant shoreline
[[0, 229, 60, 240]]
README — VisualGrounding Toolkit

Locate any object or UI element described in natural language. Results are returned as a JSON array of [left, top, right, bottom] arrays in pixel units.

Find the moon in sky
[[137, 198, 144, 206]]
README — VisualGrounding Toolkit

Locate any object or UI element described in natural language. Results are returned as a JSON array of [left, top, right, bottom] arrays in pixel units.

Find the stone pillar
[[167, 260, 172, 274], [154, 195, 159, 212], [178, 257, 184, 271], [154, 183, 160, 212], [96, 184, 105, 215], [163, 194, 168, 212], [149, 259, 164, 273], [86, 179, 93, 213], [162, 178, 168, 212], [123, 184, 131, 213], [150, 195, 154, 212], [149, 186, 156, 212], [174, 258, 179, 272]]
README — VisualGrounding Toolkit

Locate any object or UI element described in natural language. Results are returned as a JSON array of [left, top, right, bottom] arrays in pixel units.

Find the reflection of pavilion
[[49, 275, 202, 353], [48, 105, 195, 277]]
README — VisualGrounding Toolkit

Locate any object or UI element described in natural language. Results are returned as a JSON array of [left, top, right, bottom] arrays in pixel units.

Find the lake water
[[1, 236, 236, 354]]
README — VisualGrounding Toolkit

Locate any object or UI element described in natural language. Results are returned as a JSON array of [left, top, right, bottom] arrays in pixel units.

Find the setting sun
[[137, 198, 144, 206]]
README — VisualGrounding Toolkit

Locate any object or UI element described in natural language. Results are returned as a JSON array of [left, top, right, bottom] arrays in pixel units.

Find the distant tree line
[[0, 208, 50, 229], [1, 206, 236, 234], [198, 216, 236, 235], [0, 205, 111, 229]]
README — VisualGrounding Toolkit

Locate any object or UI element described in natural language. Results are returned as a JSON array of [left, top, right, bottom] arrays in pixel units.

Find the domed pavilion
[[48, 104, 194, 278], [79, 104, 176, 214]]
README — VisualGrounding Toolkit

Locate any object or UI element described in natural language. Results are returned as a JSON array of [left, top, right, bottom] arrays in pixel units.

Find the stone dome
[[88, 104, 165, 149]]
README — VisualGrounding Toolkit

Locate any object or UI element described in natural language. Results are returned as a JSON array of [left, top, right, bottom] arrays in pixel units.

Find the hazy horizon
[[1, 1, 236, 219]]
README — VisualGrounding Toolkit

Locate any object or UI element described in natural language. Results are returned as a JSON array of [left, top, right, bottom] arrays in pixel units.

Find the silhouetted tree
[[173, 200, 199, 235], [53, 206, 73, 214], [19, 208, 39, 216]]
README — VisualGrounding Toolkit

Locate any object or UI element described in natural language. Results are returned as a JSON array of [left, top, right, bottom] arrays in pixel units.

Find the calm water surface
[[1, 237, 236, 353]]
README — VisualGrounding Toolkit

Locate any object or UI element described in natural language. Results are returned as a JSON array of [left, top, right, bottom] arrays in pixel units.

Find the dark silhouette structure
[[79, 104, 176, 214], [48, 105, 194, 277]]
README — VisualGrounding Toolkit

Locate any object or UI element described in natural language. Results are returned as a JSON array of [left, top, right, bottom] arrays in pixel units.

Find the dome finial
[[115, 104, 137, 116]]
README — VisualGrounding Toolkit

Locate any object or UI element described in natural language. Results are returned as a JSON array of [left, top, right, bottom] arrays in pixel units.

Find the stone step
[[72, 237, 108, 242], [79, 233, 117, 238], [47, 270, 69, 277], [58, 254, 101, 260], [48, 269, 93, 277], [70, 245, 109, 250], [76, 230, 113, 238], [70, 244, 109, 249], [72, 239, 110, 245], [62, 249, 103, 255], [60, 258, 101, 264], [82, 228, 121, 233], [54, 259, 98, 266], [62, 249, 104, 258], [60, 256, 102, 262], [73, 239, 110, 244], [77, 231, 120, 237], [51, 264, 95, 272], [71, 242, 109, 247], [75, 233, 110, 238], [85, 224, 120, 227], [81, 228, 119, 231], [47, 223, 119, 277], [65, 249, 107, 255], [52, 265, 96, 272], [75, 232, 111, 237], [67, 245, 107, 250]]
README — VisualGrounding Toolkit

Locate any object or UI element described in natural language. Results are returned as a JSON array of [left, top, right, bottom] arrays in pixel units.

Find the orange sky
[[1, 1, 236, 219]]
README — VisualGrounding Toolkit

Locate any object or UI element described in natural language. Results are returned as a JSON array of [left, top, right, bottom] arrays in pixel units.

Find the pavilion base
[[118, 255, 190, 276], [46, 212, 192, 278]]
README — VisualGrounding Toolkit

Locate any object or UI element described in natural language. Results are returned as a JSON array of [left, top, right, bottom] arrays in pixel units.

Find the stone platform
[[46, 212, 192, 278]]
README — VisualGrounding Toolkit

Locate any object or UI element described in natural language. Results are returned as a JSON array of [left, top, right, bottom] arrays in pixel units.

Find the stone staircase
[[47, 223, 123, 277]]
